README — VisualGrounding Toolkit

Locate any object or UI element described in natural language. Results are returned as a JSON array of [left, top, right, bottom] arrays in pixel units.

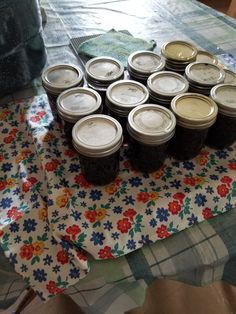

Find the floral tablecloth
[[0, 95, 236, 300]]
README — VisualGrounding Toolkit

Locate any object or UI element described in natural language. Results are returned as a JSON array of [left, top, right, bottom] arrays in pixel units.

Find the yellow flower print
[[38, 207, 47, 221], [32, 241, 45, 256], [96, 208, 106, 221], [195, 176, 206, 185], [105, 183, 118, 195], [15, 155, 23, 164], [41, 132, 56, 142], [6, 178, 16, 188], [63, 188, 73, 197], [196, 156, 208, 166], [149, 191, 159, 200], [153, 166, 165, 179], [56, 194, 69, 208]]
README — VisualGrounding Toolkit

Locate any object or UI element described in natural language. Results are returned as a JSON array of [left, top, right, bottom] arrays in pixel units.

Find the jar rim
[[128, 50, 165, 74], [210, 83, 236, 117], [161, 40, 198, 62]]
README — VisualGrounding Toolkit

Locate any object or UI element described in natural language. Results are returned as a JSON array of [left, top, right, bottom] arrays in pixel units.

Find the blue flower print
[[215, 150, 229, 159], [139, 235, 153, 245], [43, 255, 53, 266], [215, 166, 227, 174], [89, 189, 102, 201], [128, 177, 142, 187], [0, 197, 13, 209], [183, 161, 195, 170], [9, 253, 17, 266], [170, 180, 181, 189], [69, 164, 80, 173], [113, 206, 122, 214], [103, 221, 113, 231], [112, 232, 119, 240], [1, 163, 13, 172], [33, 269, 47, 282], [187, 214, 198, 226], [122, 195, 135, 205], [69, 268, 80, 279], [194, 194, 207, 207], [156, 208, 170, 222], [90, 232, 105, 245], [21, 265, 28, 273], [149, 218, 157, 228], [23, 219, 37, 233], [126, 239, 136, 250], [9, 222, 19, 233]]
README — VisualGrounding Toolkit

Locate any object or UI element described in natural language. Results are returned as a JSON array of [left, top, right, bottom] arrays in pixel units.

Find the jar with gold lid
[[169, 93, 218, 160], [207, 84, 236, 148]]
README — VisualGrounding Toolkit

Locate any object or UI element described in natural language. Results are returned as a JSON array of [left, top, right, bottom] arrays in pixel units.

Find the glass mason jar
[[0, 0, 46, 94], [57, 87, 102, 145], [85, 56, 124, 107], [105, 80, 149, 140], [206, 84, 236, 149], [127, 50, 165, 84], [42, 63, 84, 113], [127, 104, 176, 172], [169, 93, 218, 160], [72, 114, 123, 185]]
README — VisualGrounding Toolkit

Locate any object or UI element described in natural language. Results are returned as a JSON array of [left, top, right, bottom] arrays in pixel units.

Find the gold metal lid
[[171, 93, 218, 129], [161, 40, 198, 62]]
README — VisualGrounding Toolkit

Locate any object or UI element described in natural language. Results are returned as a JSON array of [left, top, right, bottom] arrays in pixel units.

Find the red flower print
[[168, 201, 181, 215], [98, 246, 114, 259], [30, 115, 40, 122], [22, 181, 32, 193], [19, 244, 34, 260], [202, 208, 213, 219], [217, 184, 229, 197], [0, 230, 4, 237], [117, 218, 132, 233], [84, 210, 97, 223], [37, 111, 46, 117], [228, 163, 236, 170], [183, 177, 196, 186], [66, 224, 81, 240], [0, 155, 3, 162], [74, 174, 91, 188], [0, 181, 6, 191], [46, 281, 64, 295], [221, 176, 232, 186], [76, 250, 88, 261], [156, 225, 170, 239], [4, 135, 14, 144], [173, 192, 185, 204], [123, 208, 137, 220], [45, 162, 57, 172], [9, 128, 18, 136], [7, 207, 22, 220], [28, 177, 37, 184], [57, 250, 69, 265], [64, 149, 76, 157], [137, 191, 149, 203]]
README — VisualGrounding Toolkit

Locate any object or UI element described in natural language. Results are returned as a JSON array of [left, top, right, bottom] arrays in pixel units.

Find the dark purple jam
[[169, 125, 208, 160], [128, 137, 169, 172], [79, 150, 120, 185], [206, 113, 236, 149]]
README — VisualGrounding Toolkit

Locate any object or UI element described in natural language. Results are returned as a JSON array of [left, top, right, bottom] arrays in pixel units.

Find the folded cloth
[[77, 30, 156, 67]]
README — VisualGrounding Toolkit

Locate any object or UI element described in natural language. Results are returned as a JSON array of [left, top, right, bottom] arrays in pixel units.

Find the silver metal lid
[[106, 80, 149, 116], [185, 62, 225, 86], [161, 40, 198, 62], [210, 84, 236, 117], [171, 93, 218, 129], [127, 50, 165, 74], [42, 64, 84, 94], [57, 87, 102, 123], [196, 50, 218, 65], [72, 114, 123, 157], [224, 69, 236, 84], [85, 56, 124, 83], [147, 71, 189, 97], [127, 104, 176, 145]]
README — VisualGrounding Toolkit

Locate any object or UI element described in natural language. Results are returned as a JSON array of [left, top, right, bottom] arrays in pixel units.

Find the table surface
[[1, 0, 236, 313]]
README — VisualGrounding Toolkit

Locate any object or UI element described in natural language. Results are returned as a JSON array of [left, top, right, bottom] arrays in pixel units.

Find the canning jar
[[169, 93, 218, 160], [72, 115, 123, 185], [42, 63, 84, 112], [105, 80, 149, 139], [206, 84, 236, 148], [127, 104, 176, 172]]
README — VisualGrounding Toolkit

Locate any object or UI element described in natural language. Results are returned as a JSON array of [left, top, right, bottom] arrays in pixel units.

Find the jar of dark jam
[[127, 104, 176, 172], [57, 87, 102, 145], [169, 93, 218, 160], [42, 64, 84, 113], [105, 80, 149, 140], [85, 56, 124, 107], [127, 50, 165, 84], [72, 115, 123, 185], [206, 84, 236, 148]]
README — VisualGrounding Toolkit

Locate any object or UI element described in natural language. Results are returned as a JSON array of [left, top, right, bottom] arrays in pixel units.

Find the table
[[0, 0, 236, 313]]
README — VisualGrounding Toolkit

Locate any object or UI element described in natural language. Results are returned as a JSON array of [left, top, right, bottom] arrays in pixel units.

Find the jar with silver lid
[[185, 62, 225, 95], [196, 50, 218, 65], [224, 69, 236, 84], [206, 84, 236, 148], [169, 93, 218, 160], [105, 80, 149, 139], [161, 40, 198, 73], [147, 71, 189, 107], [127, 50, 165, 84], [57, 87, 102, 145], [85, 56, 124, 103], [42, 64, 84, 113], [72, 114, 123, 185], [127, 104, 176, 172]]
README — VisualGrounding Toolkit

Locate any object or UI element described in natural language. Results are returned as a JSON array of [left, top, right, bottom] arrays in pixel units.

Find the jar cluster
[[41, 40, 236, 185]]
